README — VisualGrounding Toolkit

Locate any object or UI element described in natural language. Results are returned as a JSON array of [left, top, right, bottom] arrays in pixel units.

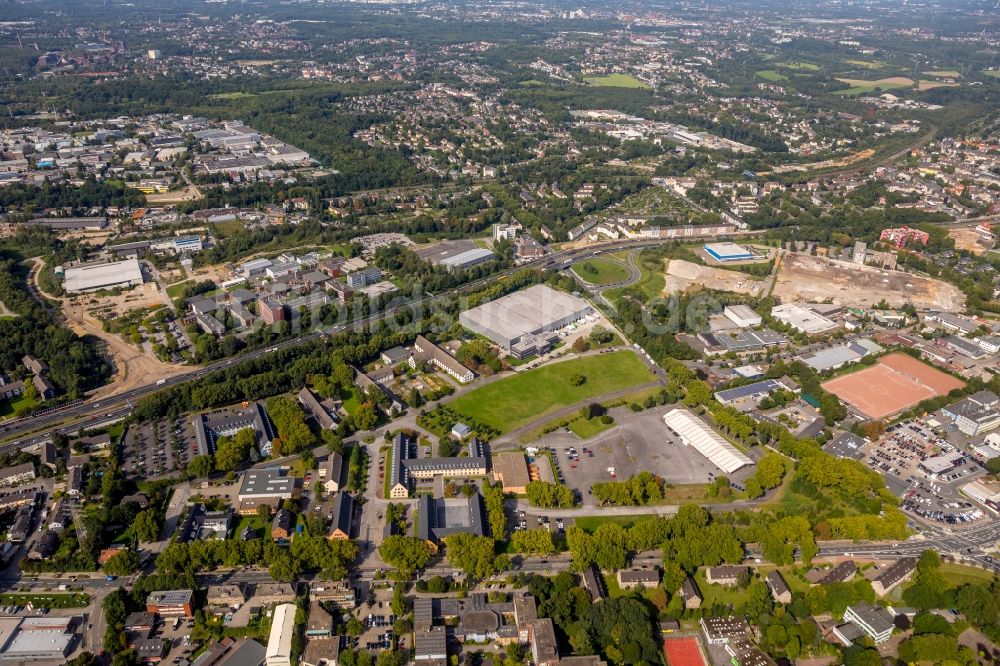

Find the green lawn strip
[[0, 593, 90, 608], [446, 351, 652, 434], [571, 258, 631, 285]]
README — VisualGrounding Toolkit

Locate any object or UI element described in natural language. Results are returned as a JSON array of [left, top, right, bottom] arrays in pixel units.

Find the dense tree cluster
[[591, 471, 665, 506], [525, 480, 575, 508], [156, 536, 357, 580]]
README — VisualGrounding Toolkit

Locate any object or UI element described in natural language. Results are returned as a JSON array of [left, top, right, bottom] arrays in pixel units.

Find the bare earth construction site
[[773, 253, 965, 311]]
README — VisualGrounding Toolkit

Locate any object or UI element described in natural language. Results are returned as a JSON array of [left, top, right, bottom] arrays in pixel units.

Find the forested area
[[0, 178, 146, 218], [0, 247, 112, 400]]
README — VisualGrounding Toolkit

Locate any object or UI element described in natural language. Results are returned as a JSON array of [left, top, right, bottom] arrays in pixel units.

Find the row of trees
[[156, 536, 358, 581]]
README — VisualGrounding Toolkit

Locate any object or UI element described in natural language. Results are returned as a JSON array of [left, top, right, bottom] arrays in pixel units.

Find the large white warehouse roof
[[63, 258, 144, 293], [662, 408, 754, 474]]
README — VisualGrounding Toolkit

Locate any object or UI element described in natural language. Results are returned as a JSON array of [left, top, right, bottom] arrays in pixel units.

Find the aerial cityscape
[[0, 1, 999, 665]]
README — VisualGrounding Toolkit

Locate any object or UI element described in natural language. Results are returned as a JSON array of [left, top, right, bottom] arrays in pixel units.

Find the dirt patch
[[663, 259, 766, 295], [917, 81, 959, 91], [949, 227, 993, 255], [767, 148, 876, 174], [30, 265, 188, 398], [773, 253, 965, 311], [145, 185, 203, 204], [835, 76, 914, 87]]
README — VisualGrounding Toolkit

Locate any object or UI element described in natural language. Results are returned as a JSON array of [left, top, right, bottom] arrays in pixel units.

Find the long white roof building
[[662, 408, 754, 474], [265, 603, 297, 666], [62, 258, 144, 293]]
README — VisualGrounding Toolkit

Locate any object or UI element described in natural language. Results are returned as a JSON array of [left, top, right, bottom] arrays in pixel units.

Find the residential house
[[870, 557, 917, 596], [271, 509, 293, 541], [765, 571, 792, 604], [328, 492, 353, 540], [617, 567, 661, 589]]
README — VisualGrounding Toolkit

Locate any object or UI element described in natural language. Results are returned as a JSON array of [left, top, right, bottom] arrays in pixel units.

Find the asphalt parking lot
[[121, 417, 198, 479], [871, 419, 990, 525], [534, 408, 756, 501]]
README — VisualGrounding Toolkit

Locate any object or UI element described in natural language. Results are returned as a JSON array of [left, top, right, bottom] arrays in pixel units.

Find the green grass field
[[0, 593, 90, 608], [165, 281, 192, 298], [777, 61, 820, 71], [583, 74, 649, 89], [209, 92, 258, 100], [846, 59, 886, 70], [571, 258, 631, 286], [922, 70, 960, 78], [234, 515, 269, 540], [694, 570, 754, 608], [939, 562, 996, 587], [568, 416, 615, 439], [447, 351, 652, 433], [603, 252, 666, 304], [755, 70, 789, 82], [985, 70, 1000, 79], [0, 393, 39, 419]]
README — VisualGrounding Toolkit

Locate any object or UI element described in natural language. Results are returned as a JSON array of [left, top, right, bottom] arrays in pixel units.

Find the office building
[[146, 590, 195, 617], [841, 601, 894, 644]]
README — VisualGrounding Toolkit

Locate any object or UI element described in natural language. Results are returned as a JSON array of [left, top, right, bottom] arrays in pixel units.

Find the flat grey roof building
[[238, 469, 296, 500], [459, 284, 592, 349]]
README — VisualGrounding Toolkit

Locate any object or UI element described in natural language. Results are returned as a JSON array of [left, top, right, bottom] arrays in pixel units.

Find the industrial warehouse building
[[662, 408, 754, 474], [0, 616, 81, 662], [440, 248, 495, 271], [704, 242, 754, 262], [459, 284, 592, 350], [61, 258, 144, 293]]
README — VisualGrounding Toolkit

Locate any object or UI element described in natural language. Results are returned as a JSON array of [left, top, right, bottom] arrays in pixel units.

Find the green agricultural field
[[571, 258, 631, 285], [922, 70, 960, 78], [985, 70, 1000, 79], [834, 76, 913, 96], [777, 61, 820, 71], [583, 74, 650, 89], [755, 70, 788, 82], [447, 351, 653, 433], [846, 59, 886, 70]]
